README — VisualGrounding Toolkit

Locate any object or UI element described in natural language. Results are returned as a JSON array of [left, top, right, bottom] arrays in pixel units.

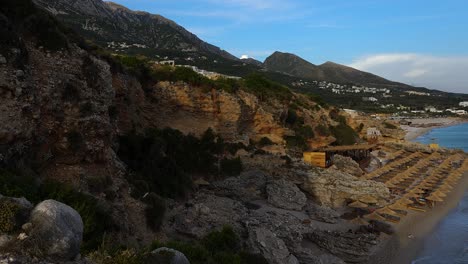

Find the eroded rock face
[[305, 230, 378, 263], [212, 170, 269, 202], [169, 194, 248, 238], [28, 200, 83, 260], [304, 203, 340, 224], [247, 228, 299, 264], [302, 170, 390, 208], [266, 179, 306, 211], [331, 155, 364, 177]]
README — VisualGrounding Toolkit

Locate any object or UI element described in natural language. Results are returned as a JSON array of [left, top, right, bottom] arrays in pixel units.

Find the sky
[[109, 0, 468, 93]]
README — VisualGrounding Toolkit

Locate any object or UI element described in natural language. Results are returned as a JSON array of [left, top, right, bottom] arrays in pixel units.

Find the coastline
[[401, 117, 468, 141], [367, 171, 468, 264], [367, 120, 468, 264]]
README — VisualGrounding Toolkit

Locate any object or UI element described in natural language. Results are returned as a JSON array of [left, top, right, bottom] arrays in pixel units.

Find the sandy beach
[[367, 171, 468, 264], [401, 117, 467, 141]]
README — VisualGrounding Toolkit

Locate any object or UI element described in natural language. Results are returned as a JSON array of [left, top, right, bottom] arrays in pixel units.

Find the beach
[[366, 121, 468, 264], [401, 117, 467, 141], [366, 171, 468, 264]]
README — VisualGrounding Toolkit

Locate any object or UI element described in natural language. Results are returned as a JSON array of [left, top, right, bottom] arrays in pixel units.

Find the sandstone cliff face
[[143, 82, 290, 144], [302, 169, 390, 208]]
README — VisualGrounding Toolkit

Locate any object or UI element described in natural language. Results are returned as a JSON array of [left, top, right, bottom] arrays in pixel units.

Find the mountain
[[241, 57, 264, 67], [33, 0, 238, 61], [264, 51, 409, 88]]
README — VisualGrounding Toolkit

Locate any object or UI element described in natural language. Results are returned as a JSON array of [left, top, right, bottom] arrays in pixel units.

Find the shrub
[[0, 199, 20, 233], [220, 157, 243, 177], [357, 123, 365, 133], [330, 123, 358, 146], [143, 193, 166, 231], [316, 124, 331, 137], [67, 131, 83, 152], [0, 169, 40, 202], [284, 135, 308, 151], [257, 137, 273, 147], [39, 180, 113, 252], [151, 226, 268, 264], [384, 122, 398, 129], [243, 73, 292, 101]]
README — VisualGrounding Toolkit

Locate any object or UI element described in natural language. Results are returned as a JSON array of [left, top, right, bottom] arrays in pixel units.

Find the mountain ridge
[[263, 51, 410, 88], [33, 0, 239, 61]]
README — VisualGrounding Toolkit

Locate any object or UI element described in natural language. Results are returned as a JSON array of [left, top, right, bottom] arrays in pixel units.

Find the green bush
[[39, 181, 113, 252], [0, 169, 40, 202], [384, 122, 398, 129], [243, 73, 292, 101], [142, 193, 166, 231], [0, 199, 20, 233], [220, 157, 243, 177], [67, 131, 83, 152], [330, 123, 358, 146], [257, 137, 274, 147], [316, 124, 331, 137], [151, 226, 267, 264]]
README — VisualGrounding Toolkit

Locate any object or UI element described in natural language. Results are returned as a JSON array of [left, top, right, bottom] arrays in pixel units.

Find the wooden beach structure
[[303, 144, 376, 168]]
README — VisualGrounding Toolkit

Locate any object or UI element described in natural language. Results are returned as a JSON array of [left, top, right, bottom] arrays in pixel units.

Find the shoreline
[[367, 172, 468, 264], [401, 117, 468, 141]]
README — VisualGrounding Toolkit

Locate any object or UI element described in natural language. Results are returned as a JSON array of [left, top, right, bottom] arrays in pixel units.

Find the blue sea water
[[412, 122, 468, 264]]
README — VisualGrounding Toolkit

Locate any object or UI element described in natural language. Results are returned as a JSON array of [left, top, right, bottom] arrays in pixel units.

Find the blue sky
[[109, 0, 468, 93]]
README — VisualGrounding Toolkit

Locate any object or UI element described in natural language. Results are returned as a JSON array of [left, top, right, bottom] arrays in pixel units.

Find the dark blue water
[[412, 122, 468, 264]]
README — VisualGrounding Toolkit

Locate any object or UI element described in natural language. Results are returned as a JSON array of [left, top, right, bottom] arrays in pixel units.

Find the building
[[460, 102, 468, 107], [303, 144, 375, 168]]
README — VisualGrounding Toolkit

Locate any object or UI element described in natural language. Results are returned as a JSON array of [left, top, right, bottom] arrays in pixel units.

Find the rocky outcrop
[[169, 194, 248, 238], [305, 203, 340, 224], [331, 155, 363, 177], [247, 228, 299, 264], [305, 230, 378, 263], [302, 169, 390, 208], [266, 179, 306, 211], [211, 170, 269, 202], [28, 200, 84, 260]]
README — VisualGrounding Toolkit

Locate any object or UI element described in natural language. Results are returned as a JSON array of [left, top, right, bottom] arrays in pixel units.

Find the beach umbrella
[[426, 195, 444, 202], [348, 201, 368, 209], [376, 207, 400, 218], [359, 195, 378, 204], [389, 203, 408, 211], [397, 198, 414, 205], [385, 182, 398, 188], [364, 212, 386, 221], [433, 190, 447, 198], [351, 217, 369, 226]]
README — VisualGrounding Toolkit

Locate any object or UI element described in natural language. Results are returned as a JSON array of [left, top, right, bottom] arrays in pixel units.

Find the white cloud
[[349, 53, 468, 93]]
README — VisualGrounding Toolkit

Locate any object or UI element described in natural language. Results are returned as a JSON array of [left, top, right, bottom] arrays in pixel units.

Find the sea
[[412, 122, 468, 264]]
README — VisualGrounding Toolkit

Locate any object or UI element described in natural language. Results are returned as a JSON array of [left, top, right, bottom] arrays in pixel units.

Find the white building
[[459, 102, 468, 107]]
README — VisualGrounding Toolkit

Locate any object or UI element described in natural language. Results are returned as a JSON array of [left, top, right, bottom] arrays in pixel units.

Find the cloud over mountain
[[349, 54, 468, 93]]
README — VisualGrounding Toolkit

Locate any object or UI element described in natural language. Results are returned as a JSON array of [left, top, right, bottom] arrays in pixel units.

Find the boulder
[[331, 155, 363, 177], [151, 247, 190, 264], [302, 170, 390, 208], [247, 228, 299, 264], [28, 200, 83, 260], [266, 179, 306, 211]]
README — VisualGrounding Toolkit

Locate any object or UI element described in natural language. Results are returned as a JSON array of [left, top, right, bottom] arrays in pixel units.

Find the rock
[[0, 55, 6, 64], [305, 230, 378, 263], [305, 203, 340, 224], [151, 247, 190, 264], [0, 235, 13, 248], [247, 228, 299, 264], [170, 194, 248, 238], [331, 155, 363, 176], [302, 170, 390, 208], [369, 220, 395, 235], [266, 179, 306, 211], [15, 70, 24, 78], [212, 170, 269, 202], [28, 200, 83, 260]]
